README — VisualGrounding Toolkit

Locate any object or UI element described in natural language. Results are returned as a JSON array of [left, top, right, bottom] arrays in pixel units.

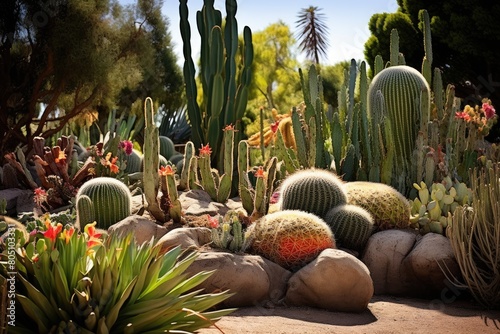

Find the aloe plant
[[0, 219, 234, 333]]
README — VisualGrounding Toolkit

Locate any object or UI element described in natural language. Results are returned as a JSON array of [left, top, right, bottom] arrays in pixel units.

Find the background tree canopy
[[364, 0, 500, 112], [0, 0, 183, 154]]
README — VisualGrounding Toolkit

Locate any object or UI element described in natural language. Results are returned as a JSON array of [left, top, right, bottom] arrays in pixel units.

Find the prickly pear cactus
[[159, 136, 175, 160], [278, 169, 347, 219], [344, 181, 411, 230], [76, 177, 132, 229], [324, 204, 374, 252], [246, 210, 335, 270]]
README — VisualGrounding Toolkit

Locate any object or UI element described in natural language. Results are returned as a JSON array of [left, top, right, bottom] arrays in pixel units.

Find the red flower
[[254, 166, 265, 178], [482, 102, 496, 119], [120, 140, 133, 155], [207, 215, 219, 228], [85, 222, 102, 249], [59, 227, 75, 244], [270, 120, 280, 133], [455, 111, 471, 122], [223, 124, 235, 131], [34, 187, 48, 207], [43, 220, 63, 244], [199, 144, 212, 156]]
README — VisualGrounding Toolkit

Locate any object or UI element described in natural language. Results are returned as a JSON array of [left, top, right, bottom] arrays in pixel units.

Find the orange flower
[[43, 220, 63, 243], [254, 166, 266, 178], [59, 227, 75, 244], [270, 120, 280, 133], [159, 165, 175, 176], [223, 124, 237, 132], [207, 214, 219, 228], [199, 144, 212, 156], [55, 151, 66, 164], [109, 156, 119, 174], [84, 222, 102, 248]]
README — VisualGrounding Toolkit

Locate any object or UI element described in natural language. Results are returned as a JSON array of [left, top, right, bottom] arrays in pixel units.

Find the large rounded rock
[[285, 248, 373, 312], [156, 227, 212, 252], [108, 215, 168, 245], [361, 229, 418, 295], [186, 252, 292, 308], [362, 229, 461, 297]]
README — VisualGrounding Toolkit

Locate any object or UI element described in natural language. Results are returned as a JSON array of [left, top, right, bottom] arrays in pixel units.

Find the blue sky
[[123, 0, 399, 66]]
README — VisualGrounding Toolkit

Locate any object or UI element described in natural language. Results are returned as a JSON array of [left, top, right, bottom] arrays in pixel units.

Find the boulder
[[156, 227, 212, 252], [186, 252, 292, 308], [108, 215, 168, 244], [362, 229, 461, 297], [361, 229, 418, 295], [285, 249, 373, 312]]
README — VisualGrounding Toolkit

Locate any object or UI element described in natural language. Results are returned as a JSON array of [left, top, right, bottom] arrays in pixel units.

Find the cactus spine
[[76, 177, 132, 229], [246, 210, 335, 270], [278, 169, 347, 219], [324, 204, 374, 251]]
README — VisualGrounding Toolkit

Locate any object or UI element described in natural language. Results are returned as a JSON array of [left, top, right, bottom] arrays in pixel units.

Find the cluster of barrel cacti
[[410, 178, 472, 235]]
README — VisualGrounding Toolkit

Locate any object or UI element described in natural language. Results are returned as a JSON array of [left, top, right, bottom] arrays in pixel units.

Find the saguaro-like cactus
[[76, 177, 132, 229]]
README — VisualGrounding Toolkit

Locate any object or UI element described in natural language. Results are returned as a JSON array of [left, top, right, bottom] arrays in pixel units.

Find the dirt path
[[199, 295, 500, 334]]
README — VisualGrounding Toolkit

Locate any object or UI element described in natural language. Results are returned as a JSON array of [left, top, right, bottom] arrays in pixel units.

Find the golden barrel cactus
[[344, 181, 411, 230], [246, 210, 335, 271]]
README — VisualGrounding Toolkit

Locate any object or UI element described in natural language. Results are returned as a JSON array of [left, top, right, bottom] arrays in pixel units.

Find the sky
[[123, 0, 399, 66]]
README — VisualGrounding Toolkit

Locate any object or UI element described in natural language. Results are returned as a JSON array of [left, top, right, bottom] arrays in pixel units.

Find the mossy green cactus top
[[278, 168, 347, 219]]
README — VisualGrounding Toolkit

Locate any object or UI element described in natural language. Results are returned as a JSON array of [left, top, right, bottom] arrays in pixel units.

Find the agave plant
[[0, 218, 234, 333]]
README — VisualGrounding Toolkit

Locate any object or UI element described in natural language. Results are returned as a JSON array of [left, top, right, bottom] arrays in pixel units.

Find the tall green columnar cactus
[[367, 65, 430, 195], [179, 0, 253, 171], [278, 169, 347, 219], [76, 177, 132, 229], [143, 97, 166, 223], [293, 65, 329, 169], [179, 141, 195, 190]]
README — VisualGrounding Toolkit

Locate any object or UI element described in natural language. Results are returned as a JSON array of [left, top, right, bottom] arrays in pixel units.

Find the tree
[[295, 6, 329, 65], [364, 0, 500, 111], [0, 0, 183, 154]]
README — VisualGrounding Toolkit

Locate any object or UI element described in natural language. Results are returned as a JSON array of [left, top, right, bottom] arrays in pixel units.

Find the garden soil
[[199, 295, 500, 334]]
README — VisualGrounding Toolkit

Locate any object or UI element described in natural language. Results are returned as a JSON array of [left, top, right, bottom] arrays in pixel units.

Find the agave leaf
[[17, 274, 60, 324], [120, 295, 181, 317], [138, 273, 188, 301], [16, 294, 50, 333], [126, 252, 156, 305], [181, 290, 234, 312], [170, 270, 214, 295], [104, 277, 138, 329], [53, 262, 71, 309]]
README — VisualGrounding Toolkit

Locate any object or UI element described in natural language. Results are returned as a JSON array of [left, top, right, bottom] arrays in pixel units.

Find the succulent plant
[[123, 148, 142, 173], [278, 168, 347, 219], [246, 210, 335, 271], [76, 177, 132, 229], [210, 210, 252, 253], [344, 181, 411, 230], [324, 204, 374, 252], [410, 177, 472, 235]]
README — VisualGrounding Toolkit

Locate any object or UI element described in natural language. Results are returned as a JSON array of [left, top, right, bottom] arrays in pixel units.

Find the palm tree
[[295, 6, 330, 64]]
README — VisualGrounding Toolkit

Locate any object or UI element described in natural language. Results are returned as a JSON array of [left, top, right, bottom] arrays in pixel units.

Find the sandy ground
[[199, 295, 500, 334]]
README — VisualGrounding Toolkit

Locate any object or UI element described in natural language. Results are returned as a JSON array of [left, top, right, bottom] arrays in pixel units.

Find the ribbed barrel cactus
[[246, 210, 335, 271], [159, 136, 175, 160], [278, 168, 347, 219], [324, 204, 374, 251], [344, 181, 411, 230], [76, 177, 132, 229], [124, 149, 142, 173]]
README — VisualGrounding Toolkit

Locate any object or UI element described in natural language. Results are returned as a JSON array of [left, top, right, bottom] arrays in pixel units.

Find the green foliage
[[0, 0, 183, 154], [278, 169, 347, 219], [76, 177, 132, 229], [210, 210, 252, 253], [246, 210, 335, 271], [324, 204, 374, 251], [0, 219, 233, 333]]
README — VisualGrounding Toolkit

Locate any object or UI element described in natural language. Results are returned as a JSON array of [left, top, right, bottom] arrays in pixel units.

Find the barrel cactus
[[278, 169, 347, 219], [76, 177, 132, 229], [159, 136, 175, 160], [324, 204, 374, 252], [246, 210, 335, 271], [124, 149, 142, 173], [368, 65, 430, 194], [344, 181, 411, 230]]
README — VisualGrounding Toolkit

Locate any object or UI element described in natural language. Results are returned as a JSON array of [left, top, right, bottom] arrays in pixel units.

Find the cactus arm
[[291, 107, 308, 167], [199, 154, 218, 201], [389, 29, 399, 66], [180, 141, 195, 190], [76, 195, 95, 228]]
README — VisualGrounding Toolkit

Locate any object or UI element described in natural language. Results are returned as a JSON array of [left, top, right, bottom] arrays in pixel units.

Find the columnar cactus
[[324, 204, 374, 252], [246, 210, 335, 270], [278, 168, 347, 219], [344, 181, 411, 230], [76, 177, 132, 229], [367, 65, 430, 195]]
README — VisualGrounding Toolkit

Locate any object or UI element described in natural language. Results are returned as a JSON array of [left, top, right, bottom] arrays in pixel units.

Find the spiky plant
[[0, 219, 234, 333], [295, 6, 329, 64], [446, 165, 500, 309], [246, 210, 335, 271]]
